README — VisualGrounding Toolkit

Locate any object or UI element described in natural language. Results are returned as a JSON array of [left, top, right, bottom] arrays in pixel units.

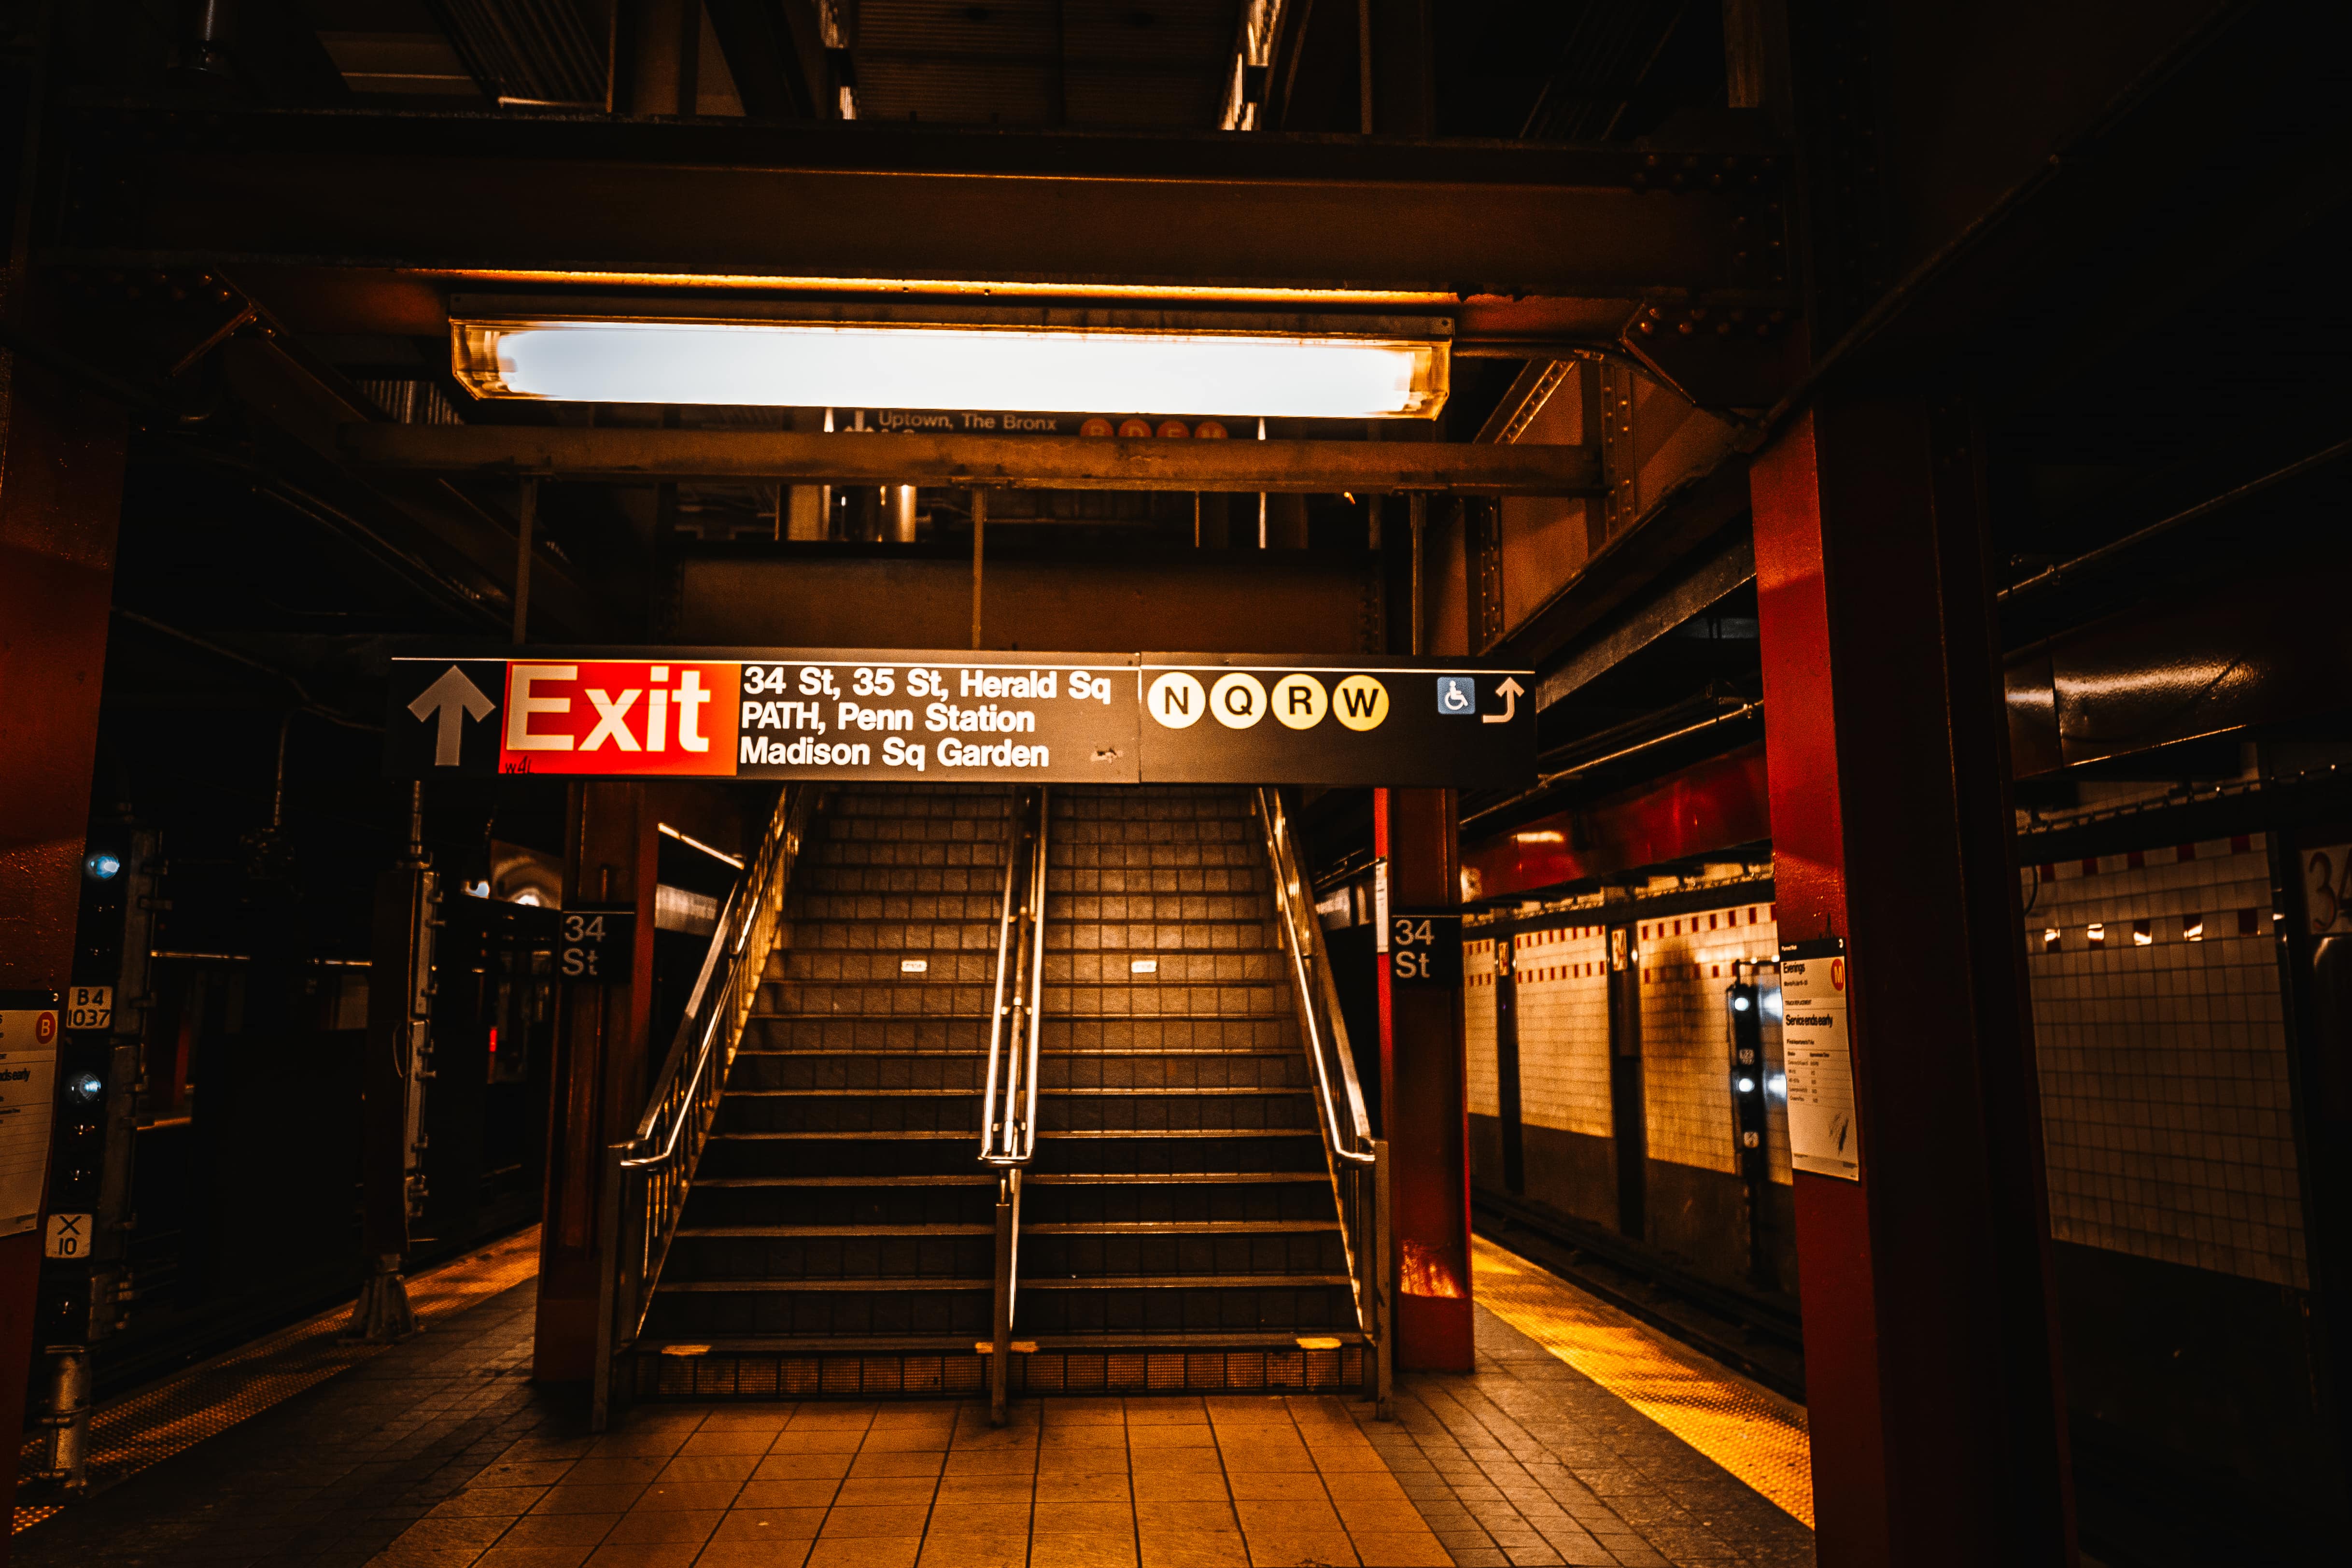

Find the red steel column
[[1751, 404, 2074, 1566], [1376, 786, 1474, 1371], [0, 345, 127, 1560], [535, 782, 660, 1381]]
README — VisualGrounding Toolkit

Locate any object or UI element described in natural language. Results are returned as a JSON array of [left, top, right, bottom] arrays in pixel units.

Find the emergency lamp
[[449, 300, 1451, 419]]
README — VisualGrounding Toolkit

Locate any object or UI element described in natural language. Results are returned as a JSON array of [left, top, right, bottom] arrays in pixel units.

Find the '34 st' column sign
[[385, 647, 1534, 790]]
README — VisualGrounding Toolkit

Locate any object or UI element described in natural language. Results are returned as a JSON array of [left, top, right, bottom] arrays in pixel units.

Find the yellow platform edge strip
[[1471, 1232, 1816, 1528], [12, 1225, 543, 1533]]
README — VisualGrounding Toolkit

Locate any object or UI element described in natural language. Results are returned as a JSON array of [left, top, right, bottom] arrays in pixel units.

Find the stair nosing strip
[[655, 1278, 992, 1292], [725, 1089, 981, 1097], [749, 1012, 997, 1020], [1021, 1222, 1341, 1235], [1021, 1331, 1368, 1350], [1026, 1172, 1328, 1184], [1040, 1088, 1311, 1097], [1019, 1274, 1354, 1289]]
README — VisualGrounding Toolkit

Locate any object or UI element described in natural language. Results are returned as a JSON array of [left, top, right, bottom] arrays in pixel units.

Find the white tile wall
[[1465, 936, 1500, 1118], [1636, 904, 1782, 1177], [1512, 925, 1614, 1140], [2024, 834, 2308, 1288], [1460, 904, 1789, 1181]]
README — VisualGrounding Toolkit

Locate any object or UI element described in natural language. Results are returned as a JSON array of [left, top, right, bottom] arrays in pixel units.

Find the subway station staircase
[[1020, 788, 1358, 1356], [615, 782, 1378, 1408]]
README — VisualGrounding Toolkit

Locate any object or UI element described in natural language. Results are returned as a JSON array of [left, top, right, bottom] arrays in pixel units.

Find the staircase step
[[742, 1017, 992, 1052], [738, 1020, 987, 1030], [1044, 1047, 1299, 1060], [790, 894, 1004, 919], [1049, 928, 1279, 952], [775, 953, 1003, 981], [713, 1130, 974, 1141], [637, 1335, 985, 1355], [727, 1088, 980, 1098], [697, 1175, 994, 1187], [755, 992, 1000, 1016], [1041, 1129, 1319, 1139], [679, 1225, 994, 1238], [659, 1278, 990, 1293], [1043, 1087, 1309, 1097], [1028, 1172, 1327, 1185]]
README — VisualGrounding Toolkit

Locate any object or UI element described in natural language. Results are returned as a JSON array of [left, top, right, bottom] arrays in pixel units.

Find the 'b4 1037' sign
[[387, 647, 1534, 790]]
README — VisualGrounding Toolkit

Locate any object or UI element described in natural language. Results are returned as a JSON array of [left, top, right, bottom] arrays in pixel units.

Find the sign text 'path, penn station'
[[386, 649, 1534, 789]]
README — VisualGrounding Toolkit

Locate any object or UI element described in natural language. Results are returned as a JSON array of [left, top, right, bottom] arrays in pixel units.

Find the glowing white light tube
[[455, 320, 1446, 419]]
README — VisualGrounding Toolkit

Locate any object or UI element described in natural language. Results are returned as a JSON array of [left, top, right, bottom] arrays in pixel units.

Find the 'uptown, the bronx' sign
[[385, 648, 1534, 790]]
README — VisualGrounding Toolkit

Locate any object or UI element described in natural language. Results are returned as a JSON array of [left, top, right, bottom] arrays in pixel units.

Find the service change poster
[[1779, 939, 1859, 1181], [0, 997, 60, 1237]]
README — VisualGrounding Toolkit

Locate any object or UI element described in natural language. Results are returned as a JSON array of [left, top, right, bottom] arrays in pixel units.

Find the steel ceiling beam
[[52, 105, 1785, 346], [340, 424, 1603, 494]]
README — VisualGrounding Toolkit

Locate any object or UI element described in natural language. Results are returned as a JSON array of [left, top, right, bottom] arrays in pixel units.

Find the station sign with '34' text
[[384, 647, 1535, 790]]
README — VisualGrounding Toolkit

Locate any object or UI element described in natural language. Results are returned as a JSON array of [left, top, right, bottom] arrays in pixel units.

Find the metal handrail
[[979, 787, 1050, 1167], [976, 786, 1049, 1426], [1255, 787, 1389, 1413], [591, 785, 810, 1428], [1256, 788, 1374, 1167]]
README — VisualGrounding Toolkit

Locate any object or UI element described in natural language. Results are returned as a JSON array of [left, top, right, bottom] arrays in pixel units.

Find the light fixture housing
[[449, 298, 1451, 420]]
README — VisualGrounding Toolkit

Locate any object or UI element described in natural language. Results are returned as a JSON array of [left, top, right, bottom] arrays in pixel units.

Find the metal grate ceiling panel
[[853, 0, 1242, 127]]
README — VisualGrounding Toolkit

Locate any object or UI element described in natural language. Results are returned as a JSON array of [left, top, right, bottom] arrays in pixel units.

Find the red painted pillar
[[1750, 404, 2075, 1566], [0, 348, 127, 1556], [1376, 787, 1473, 1371], [535, 782, 661, 1382]]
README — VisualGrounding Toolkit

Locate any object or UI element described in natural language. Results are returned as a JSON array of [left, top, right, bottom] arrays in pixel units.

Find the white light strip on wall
[[452, 319, 1447, 419]]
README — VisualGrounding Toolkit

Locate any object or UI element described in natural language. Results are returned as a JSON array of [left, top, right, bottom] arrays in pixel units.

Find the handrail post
[[590, 1142, 628, 1432], [990, 1174, 1014, 1426], [1020, 789, 1049, 1160], [1373, 1137, 1393, 1420]]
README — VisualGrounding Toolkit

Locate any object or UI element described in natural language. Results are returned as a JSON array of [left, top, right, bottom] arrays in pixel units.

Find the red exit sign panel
[[496, 661, 741, 777]]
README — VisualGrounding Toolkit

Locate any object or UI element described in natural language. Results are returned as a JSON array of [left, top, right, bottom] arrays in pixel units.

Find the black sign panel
[[1135, 654, 1531, 788], [558, 907, 636, 982], [384, 646, 1535, 790], [736, 655, 1140, 784], [1388, 912, 1464, 988]]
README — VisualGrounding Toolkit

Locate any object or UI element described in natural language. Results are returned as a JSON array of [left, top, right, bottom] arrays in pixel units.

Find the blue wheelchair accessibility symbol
[[1437, 676, 1478, 716]]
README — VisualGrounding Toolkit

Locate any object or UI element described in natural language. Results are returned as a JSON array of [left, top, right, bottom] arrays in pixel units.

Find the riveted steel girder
[[50, 105, 1787, 348], [341, 423, 1603, 494]]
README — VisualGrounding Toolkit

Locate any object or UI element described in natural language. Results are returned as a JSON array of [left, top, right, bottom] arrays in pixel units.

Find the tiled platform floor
[[19, 1276, 1811, 1568]]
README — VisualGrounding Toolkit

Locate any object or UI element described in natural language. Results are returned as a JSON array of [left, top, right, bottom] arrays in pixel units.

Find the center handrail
[[977, 786, 1049, 1426], [980, 786, 1049, 1167]]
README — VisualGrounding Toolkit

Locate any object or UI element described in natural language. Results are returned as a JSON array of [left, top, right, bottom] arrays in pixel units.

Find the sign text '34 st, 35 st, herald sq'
[[386, 649, 1534, 789]]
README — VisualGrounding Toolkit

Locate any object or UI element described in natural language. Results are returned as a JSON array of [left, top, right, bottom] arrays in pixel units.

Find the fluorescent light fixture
[[451, 311, 1449, 419]]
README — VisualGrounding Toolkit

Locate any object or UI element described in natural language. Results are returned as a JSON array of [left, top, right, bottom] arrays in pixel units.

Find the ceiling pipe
[[2000, 432, 2352, 603]]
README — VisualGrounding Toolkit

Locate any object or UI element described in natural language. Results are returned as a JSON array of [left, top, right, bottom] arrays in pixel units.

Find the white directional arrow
[[1483, 676, 1525, 725], [408, 665, 495, 765]]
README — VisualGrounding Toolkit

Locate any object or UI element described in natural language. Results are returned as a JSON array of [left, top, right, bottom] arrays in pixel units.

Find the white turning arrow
[[408, 665, 495, 765], [1483, 676, 1525, 725]]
